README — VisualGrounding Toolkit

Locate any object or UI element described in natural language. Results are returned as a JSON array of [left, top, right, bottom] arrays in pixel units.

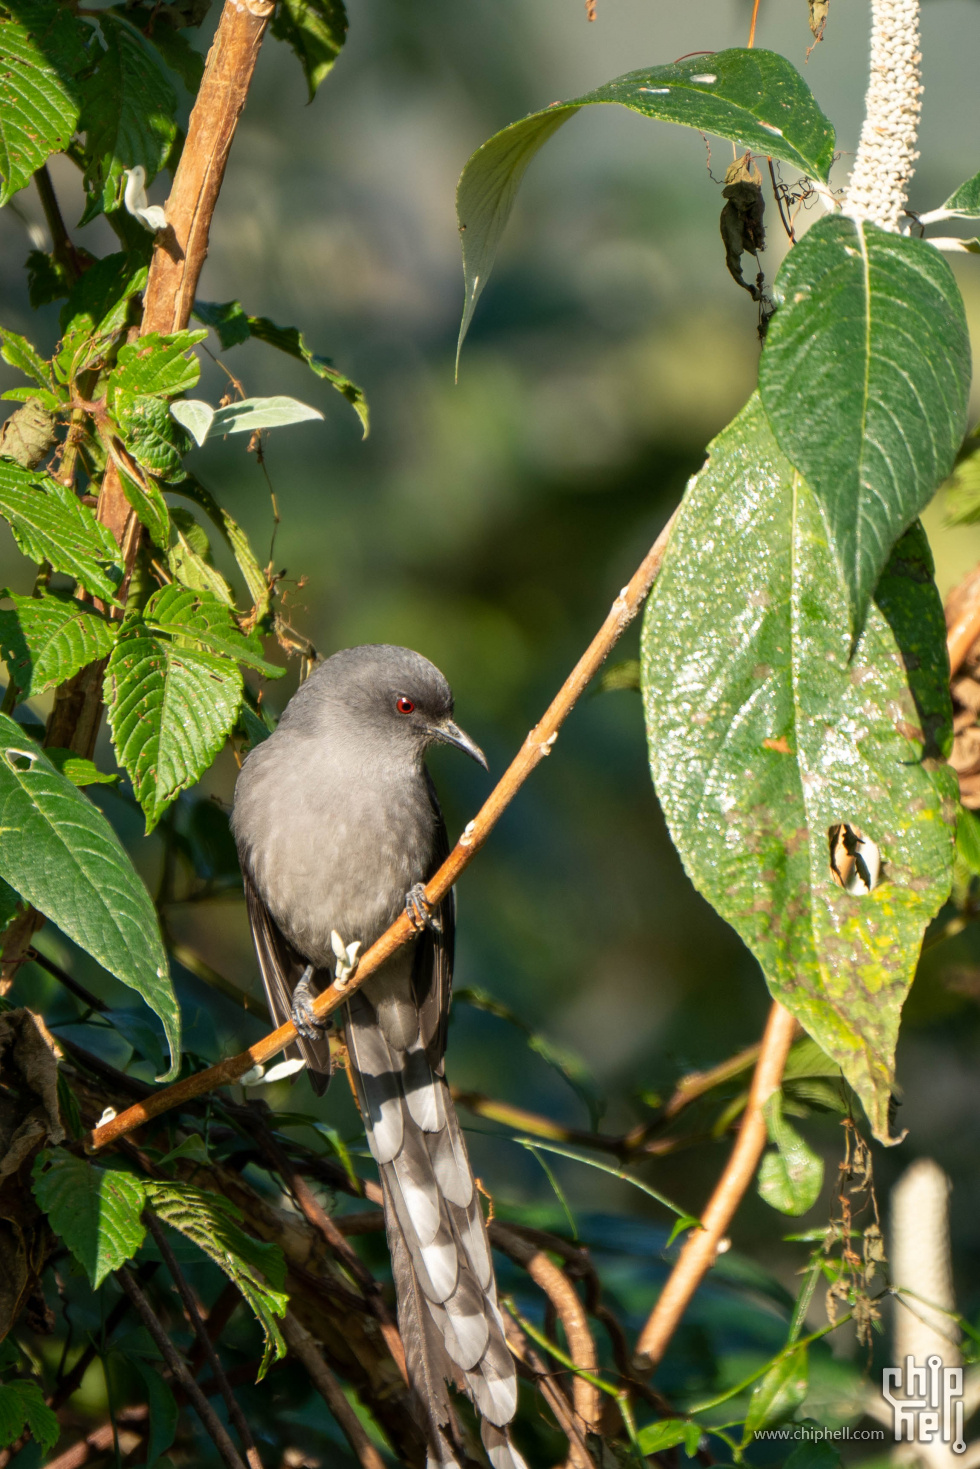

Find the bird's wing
[[242, 869, 332, 1094], [413, 770, 455, 1070]]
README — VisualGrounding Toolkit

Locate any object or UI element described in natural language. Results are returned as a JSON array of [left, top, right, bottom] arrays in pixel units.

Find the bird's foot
[[405, 882, 442, 934], [291, 965, 330, 1039], [330, 930, 361, 986]]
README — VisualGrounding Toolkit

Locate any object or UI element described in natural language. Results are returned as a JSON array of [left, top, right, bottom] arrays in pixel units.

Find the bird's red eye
[[396, 696, 415, 715]]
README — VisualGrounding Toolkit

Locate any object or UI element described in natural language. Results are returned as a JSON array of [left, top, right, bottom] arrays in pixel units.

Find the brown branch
[[746, 0, 762, 47], [504, 1316, 596, 1469], [33, 165, 87, 282], [282, 1313, 387, 1469], [116, 1267, 250, 1469], [945, 561, 980, 678], [143, 1208, 265, 1469], [633, 1001, 797, 1370], [89, 508, 678, 1152], [44, 1407, 148, 1469], [491, 1223, 600, 1435]]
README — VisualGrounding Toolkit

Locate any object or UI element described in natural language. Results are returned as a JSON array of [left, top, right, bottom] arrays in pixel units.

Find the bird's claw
[[405, 883, 442, 934], [291, 965, 330, 1040]]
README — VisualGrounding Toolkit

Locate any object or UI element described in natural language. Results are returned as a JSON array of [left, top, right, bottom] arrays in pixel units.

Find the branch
[[282, 1313, 387, 1469], [503, 1316, 596, 1469], [633, 1001, 797, 1371], [116, 1267, 250, 1469], [491, 1223, 601, 1435], [89, 509, 678, 1151], [143, 1208, 265, 1469], [945, 562, 980, 678]]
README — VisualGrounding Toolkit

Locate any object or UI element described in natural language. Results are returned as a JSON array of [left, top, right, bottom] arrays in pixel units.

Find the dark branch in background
[[33, 164, 86, 282], [282, 1313, 387, 1469], [116, 1267, 250, 1469], [90, 508, 679, 1151], [143, 1209, 265, 1469]]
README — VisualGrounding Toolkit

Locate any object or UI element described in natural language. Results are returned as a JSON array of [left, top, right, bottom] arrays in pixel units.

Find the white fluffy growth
[[843, 0, 922, 230]]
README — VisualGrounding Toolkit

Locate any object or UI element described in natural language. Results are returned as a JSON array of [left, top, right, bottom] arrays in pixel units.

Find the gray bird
[[231, 645, 527, 1469]]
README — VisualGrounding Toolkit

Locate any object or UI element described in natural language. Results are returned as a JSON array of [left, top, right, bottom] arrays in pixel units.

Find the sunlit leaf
[[0, 589, 117, 697], [0, 465, 121, 601], [80, 13, 177, 214], [757, 1093, 824, 1215], [270, 0, 347, 101], [33, 1152, 146, 1288], [743, 1345, 808, 1438], [0, 0, 87, 205], [642, 396, 956, 1141]]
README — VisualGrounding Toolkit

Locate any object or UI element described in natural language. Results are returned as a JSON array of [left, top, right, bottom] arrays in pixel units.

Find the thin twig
[[491, 1223, 601, 1433], [634, 1001, 797, 1370], [143, 1209, 265, 1469], [747, 0, 762, 47], [504, 1316, 595, 1469], [116, 1267, 250, 1469], [282, 1313, 387, 1469], [33, 164, 86, 281], [90, 508, 679, 1152]]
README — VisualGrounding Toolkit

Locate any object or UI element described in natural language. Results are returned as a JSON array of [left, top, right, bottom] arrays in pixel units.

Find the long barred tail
[[344, 991, 527, 1469]]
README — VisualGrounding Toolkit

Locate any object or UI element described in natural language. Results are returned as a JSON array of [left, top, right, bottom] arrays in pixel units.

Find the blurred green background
[[4, 0, 980, 1459]]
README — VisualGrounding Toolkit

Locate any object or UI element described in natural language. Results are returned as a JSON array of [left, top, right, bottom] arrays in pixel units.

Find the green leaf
[[456, 48, 835, 356], [45, 749, 119, 786], [956, 806, 980, 876], [0, 1, 88, 205], [111, 330, 206, 399], [173, 395, 324, 442], [940, 168, 980, 218], [757, 1093, 824, 1215], [32, 1152, 146, 1288], [80, 14, 177, 214], [0, 329, 53, 391], [784, 1440, 841, 1469], [145, 1182, 288, 1378], [59, 250, 149, 342], [172, 476, 271, 617], [743, 1345, 808, 1438], [270, 0, 347, 102], [0, 713, 180, 1076], [116, 392, 188, 478], [0, 1379, 59, 1454], [193, 300, 369, 435], [0, 463, 121, 601], [759, 216, 970, 631], [636, 1420, 701, 1457], [105, 586, 279, 830], [0, 589, 117, 697], [641, 397, 956, 1141], [168, 529, 235, 606], [116, 466, 171, 548], [127, 1356, 178, 1467], [143, 22, 205, 95]]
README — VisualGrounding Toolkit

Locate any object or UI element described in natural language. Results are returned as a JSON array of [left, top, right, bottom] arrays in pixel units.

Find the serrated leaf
[[168, 529, 235, 605], [0, 329, 53, 390], [0, 588, 117, 697], [743, 1345, 808, 1438], [0, 714, 180, 1074], [759, 216, 970, 631], [81, 14, 177, 214], [757, 1093, 824, 1215], [145, 1182, 288, 1378], [0, 1, 88, 205], [32, 1152, 146, 1288], [456, 48, 835, 357], [59, 250, 149, 340], [112, 330, 206, 399], [116, 465, 171, 548], [956, 806, 980, 876], [145, 584, 281, 675], [210, 395, 323, 436], [171, 476, 271, 618], [271, 0, 346, 101], [143, 22, 204, 94], [0, 463, 121, 601], [116, 392, 188, 478], [0, 1379, 59, 1454], [641, 396, 956, 1141], [45, 749, 119, 787], [940, 168, 980, 218], [193, 301, 369, 435]]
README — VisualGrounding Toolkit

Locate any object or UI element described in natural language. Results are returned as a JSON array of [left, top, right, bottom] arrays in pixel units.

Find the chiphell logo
[[881, 1355, 966, 1454]]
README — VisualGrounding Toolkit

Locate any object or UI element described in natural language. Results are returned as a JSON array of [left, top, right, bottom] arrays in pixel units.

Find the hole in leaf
[[4, 748, 38, 773], [828, 823, 881, 895]]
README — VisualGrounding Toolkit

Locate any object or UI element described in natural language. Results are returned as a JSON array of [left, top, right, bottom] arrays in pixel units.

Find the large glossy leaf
[[456, 48, 835, 355], [270, 0, 347, 102], [0, 1, 88, 205], [0, 463, 121, 601], [0, 714, 180, 1076], [32, 1152, 145, 1288], [0, 589, 117, 696], [80, 13, 177, 214], [759, 216, 970, 631], [641, 397, 956, 1141], [105, 586, 279, 830]]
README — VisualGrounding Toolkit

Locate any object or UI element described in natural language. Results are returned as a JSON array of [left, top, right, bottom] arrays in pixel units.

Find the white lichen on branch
[[843, 0, 922, 230]]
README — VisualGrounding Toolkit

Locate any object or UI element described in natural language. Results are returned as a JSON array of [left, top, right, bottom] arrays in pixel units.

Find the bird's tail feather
[[345, 992, 527, 1469]]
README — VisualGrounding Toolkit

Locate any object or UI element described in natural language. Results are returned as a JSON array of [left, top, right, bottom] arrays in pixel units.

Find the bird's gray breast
[[232, 730, 437, 969]]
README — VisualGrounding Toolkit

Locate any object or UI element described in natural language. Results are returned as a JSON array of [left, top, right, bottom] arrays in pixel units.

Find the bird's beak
[[431, 719, 488, 771]]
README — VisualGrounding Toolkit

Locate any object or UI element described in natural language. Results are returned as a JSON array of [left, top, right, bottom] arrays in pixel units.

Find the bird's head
[[284, 644, 488, 770]]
